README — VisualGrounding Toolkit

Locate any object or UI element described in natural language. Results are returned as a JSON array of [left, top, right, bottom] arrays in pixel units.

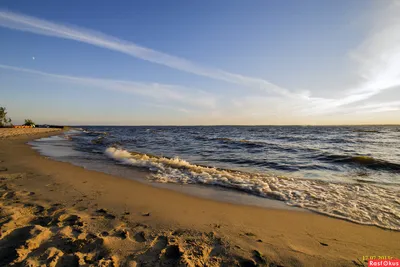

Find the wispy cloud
[[0, 64, 216, 110], [303, 0, 400, 114], [145, 103, 193, 114], [0, 10, 290, 97], [340, 101, 400, 115]]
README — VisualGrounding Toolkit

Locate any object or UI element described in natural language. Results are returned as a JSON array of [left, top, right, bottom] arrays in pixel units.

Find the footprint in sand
[[134, 231, 147, 242], [51, 253, 80, 267], [1, 190, 16, 199], [31, 216, 53, 227], [133, 235, 173, 265], [105, 224, 131, 240], [23, 203, 45, 213], [0, 225, 51, 266], [95, 208, 116, 219], [0, 226, 36, 266], [114, 229, 130, 240], [252, 250, 268, 265], [150, 235, 168, 254], [100, 231, 110, 237], [58, 214, 85, 227], [164, 244, 183, 260]]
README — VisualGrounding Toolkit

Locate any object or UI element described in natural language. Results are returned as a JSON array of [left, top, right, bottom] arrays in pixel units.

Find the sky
[[0, 0, 399, 125]]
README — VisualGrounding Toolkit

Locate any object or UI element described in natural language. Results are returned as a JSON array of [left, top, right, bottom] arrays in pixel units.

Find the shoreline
[[0, 129, 398, 266], [29, 132, 304, 212]]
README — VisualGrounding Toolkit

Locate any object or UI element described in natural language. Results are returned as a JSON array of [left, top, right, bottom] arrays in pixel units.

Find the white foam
[[33, 135, 66, 142], [105, 147, 400, 231]]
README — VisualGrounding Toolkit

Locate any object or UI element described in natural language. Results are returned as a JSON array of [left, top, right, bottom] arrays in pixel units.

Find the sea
[[29, 125, 400, 231]]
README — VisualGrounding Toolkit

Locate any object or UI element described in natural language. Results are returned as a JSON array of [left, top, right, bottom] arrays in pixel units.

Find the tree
[[24, 119, 36, 126], [0, 107, 13, 127]]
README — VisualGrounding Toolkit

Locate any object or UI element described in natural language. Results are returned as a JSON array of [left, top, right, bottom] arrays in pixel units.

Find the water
[[30, 126, 400, 230]]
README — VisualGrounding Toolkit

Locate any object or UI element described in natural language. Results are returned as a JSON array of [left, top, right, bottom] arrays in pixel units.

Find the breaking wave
[[105, 147, 400, 231], [318, 154, 400, 172]]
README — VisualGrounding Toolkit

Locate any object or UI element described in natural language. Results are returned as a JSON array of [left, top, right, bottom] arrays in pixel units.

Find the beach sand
[[0, 128, 62, 139], [0, 129, 398, 266]]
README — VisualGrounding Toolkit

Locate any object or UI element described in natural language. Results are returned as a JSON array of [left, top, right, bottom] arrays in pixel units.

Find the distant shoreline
[[0, 127, 62, 139]]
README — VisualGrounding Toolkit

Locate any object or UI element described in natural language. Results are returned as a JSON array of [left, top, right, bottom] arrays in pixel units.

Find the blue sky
[[0, 0, 399, 125]]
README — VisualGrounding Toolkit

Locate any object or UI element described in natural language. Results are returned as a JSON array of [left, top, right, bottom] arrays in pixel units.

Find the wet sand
[[0, 129, 398, 266]]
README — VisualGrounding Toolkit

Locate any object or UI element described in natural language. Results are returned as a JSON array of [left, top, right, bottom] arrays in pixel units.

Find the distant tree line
[[0, 107, 12, 127], [0, 106, 36, 127], [24, 119, 35, 126]]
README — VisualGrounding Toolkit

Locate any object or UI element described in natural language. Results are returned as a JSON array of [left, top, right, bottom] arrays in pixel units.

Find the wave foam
[[105, 147, 400, 231]]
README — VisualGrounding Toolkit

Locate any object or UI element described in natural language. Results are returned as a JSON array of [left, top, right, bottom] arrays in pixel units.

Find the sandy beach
[[0, 128, 61, 139], [0, 129, 398, 267]]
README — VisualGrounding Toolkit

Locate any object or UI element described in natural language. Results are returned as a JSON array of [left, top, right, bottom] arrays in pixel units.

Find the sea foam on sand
[[105, 147, 400, 231]]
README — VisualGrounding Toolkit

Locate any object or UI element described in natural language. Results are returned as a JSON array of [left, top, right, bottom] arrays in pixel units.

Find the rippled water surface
[[76, 126, 399, 183]]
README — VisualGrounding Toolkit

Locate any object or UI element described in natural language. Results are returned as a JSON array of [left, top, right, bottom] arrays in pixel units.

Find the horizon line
[[66, 124, 400, 127]]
